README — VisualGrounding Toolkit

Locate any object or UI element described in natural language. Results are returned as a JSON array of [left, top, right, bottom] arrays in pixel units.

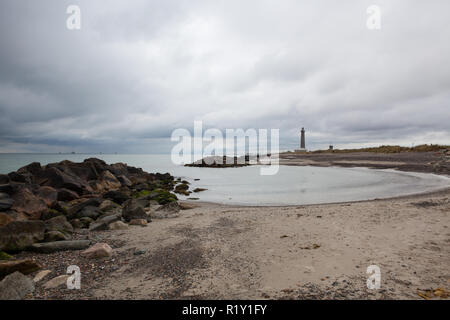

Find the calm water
[[0, 154, 449, 206]]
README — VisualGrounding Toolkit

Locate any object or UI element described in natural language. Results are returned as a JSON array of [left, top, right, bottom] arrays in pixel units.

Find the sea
[[0, 153, 449, 206]]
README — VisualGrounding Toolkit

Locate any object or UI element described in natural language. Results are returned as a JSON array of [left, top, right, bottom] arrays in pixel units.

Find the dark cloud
[[0, 0, 449, 153]]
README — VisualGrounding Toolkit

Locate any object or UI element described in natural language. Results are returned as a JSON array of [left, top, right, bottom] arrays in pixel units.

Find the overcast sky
[[0, 0, 449, 153]]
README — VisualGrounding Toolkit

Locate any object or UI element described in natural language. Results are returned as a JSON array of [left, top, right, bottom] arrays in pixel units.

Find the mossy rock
[[152, 189, 178, 205], [133, 190, 151, 199], [193, 188, 207, 193], [175, 183, 189, 195], [0, 251, 12, 260]]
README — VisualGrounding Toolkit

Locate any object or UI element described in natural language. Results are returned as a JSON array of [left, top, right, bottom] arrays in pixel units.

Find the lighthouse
[[300, 127, 305, 149], [295, 127, 307, 152]]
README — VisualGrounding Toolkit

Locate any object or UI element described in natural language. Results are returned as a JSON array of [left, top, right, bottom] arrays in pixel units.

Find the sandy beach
[[18, 186, 449, 300]]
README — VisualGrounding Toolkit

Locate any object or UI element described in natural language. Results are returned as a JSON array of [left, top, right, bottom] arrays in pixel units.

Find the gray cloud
[[0, 0, 449, 153]]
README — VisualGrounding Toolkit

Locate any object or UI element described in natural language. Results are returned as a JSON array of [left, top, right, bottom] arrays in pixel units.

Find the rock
[[0, 175, 10, 184], [122, 199, 150, 222], [33, 270, 51, 283], [0, 259, 42, 278], [149, 189, 178, 205], [193, 188, 207, 193], [0, 192, 10, 200], [0, 212, 14, 227], [34, 166, 89, 195], [89, 213, 121, 231], [69, 219, 82, 229], [103, 190, 129, 205], [0, 198, 14, 211], [76, 206, 102, 220], [43, 275, 70, 289], [117, 175, 132, 187], [79, 217, 94, 228], [57, 188, 79, 201], [81, 243, 113, 259], [17, 162, 42, 176], [67, 198, 102, 218], [99, 199, 119, 212], [108, 221, 129, 230], [0, 251, 12, 260], [8, 171, 31, 183], [36, 186, 58, 207], [44, 231, 70, 242], [0, 271, 35, 300], [179, 202, 198, 210], [153, 201, 181, 219], [45, 215, 73, 235], [0, 184, 14, 195], [97, 170, 121, 191], [40, 208, 63, 221], [11, 187, 48, 220], [0, 221, 45, 252], [30, 240, 91, 253], [134, 249, 146, 255], [175, 183, 189, 192], [129, 219, 148, 226]]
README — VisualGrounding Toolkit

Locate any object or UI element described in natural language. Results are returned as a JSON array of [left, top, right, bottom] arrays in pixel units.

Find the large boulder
[[44, 231, 70, 242], [56, 188, 79, 201], [34, 166, 91, 195], [0, 271, 35, 300], [36, 186, 58, 207], [148, 189, 178, 205], [103, 190, 130, 205], [0, 259, 42, 279], [8, 172, 31, 183], [62, 160, 101, 181], [67, 198, 102, 218], [45, 215, 73, 236], [11, 187, 48, 220], [99, 200, 119, 212], [0, 184, 14, 195], [17, 162, 42, 176], [117, 175, 132, 187], [0, 221, 45, 252], [94, 170, 121, 192], [122, 199, 150, 222], [76, 206, 102, 220], [153, 201, 181, 219], [30, 240, 91, 253], [89, 213, 121, 231], [0, 198, 14, 211], [0, 193, 9, 200]]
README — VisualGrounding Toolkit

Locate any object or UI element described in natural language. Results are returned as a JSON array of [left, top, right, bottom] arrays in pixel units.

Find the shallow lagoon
[[0, 154, 448, 206]]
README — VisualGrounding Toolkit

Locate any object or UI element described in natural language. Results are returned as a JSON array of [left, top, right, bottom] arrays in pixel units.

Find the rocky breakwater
[[0, 158, 183, 298]]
